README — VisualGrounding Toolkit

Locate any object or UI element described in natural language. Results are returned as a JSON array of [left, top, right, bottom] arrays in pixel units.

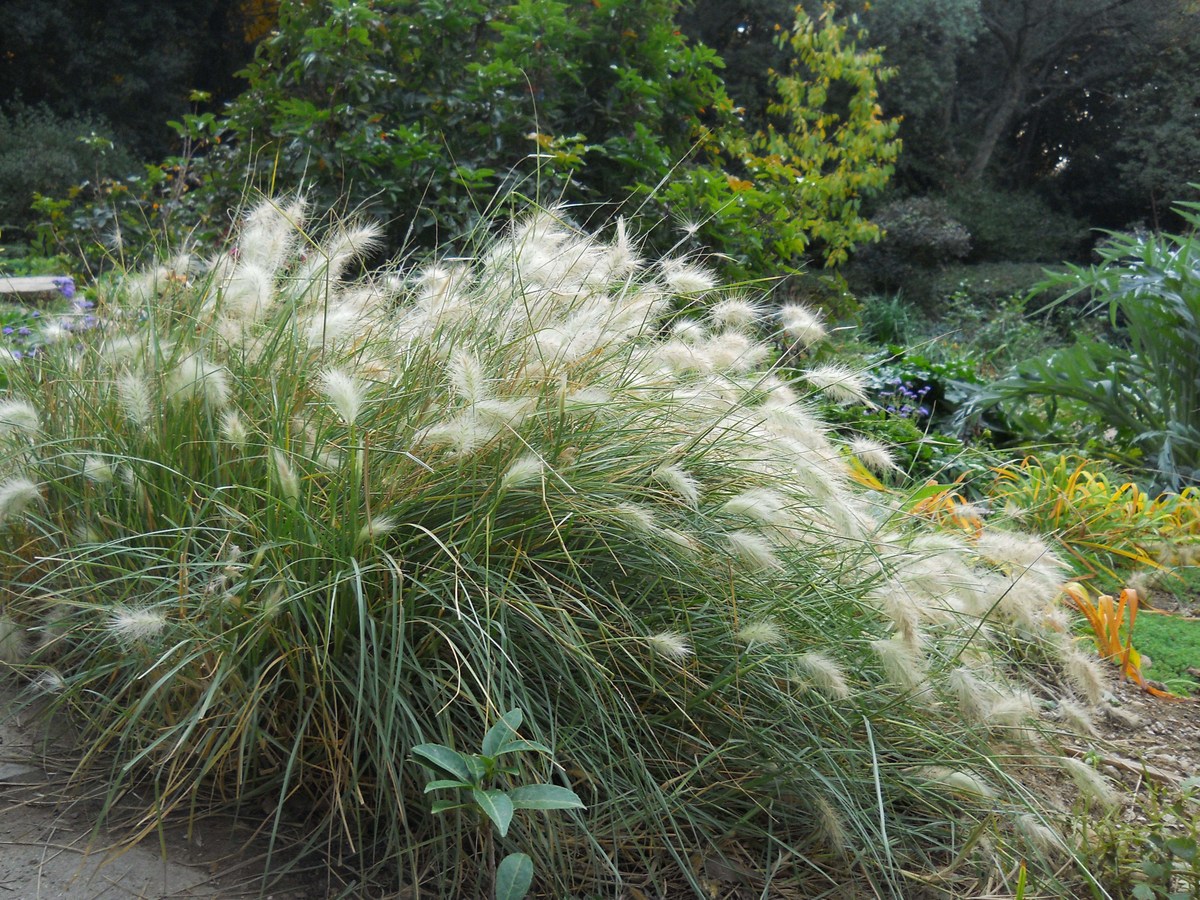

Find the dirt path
[[0, 689, 322, 899]]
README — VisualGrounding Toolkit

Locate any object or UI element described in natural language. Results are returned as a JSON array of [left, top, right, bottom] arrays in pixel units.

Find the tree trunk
[[962, 71, 1025, 182]]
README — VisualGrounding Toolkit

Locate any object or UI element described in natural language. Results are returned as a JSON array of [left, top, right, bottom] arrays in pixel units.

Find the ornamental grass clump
[[0, 198, 1109, 896]]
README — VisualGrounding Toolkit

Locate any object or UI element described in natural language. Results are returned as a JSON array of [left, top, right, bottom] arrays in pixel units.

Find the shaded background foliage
[[1, 0, 1197, 272], [0, 0, 271, 158]]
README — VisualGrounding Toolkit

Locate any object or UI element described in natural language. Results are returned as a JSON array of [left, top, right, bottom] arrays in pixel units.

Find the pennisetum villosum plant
[[0, 196, 1120, 896]]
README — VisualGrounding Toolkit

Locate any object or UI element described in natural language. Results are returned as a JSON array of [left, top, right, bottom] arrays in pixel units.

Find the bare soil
[[0, 688, 328, 899]]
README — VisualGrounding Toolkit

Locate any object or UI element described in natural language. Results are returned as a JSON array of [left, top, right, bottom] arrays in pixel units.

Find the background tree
[[40, 0, 893, 282], [1058, 24, 1200, 228], [0, 0, 269, 157], [953, 0, 1186, 184], [657, 4, 900, 272], [222, 0, 737, 246]]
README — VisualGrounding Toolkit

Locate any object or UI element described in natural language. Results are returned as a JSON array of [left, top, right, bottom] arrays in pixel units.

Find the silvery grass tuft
[[0, 198, 1104, 896]]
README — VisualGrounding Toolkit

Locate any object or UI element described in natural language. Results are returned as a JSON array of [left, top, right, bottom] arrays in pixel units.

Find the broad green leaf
[[412, 744, 473, 782], [1165, 836, 1198, 861], [423, 779, 472, 793], [494, 852, 534, 900], [1130, 885, 1155, 900], [481, 708, 524, 758], [430, 798, 467, 815], [494, 738, 553, 757], [1141, 860, 1169, 879], [509, 783, 585, 811], [472, 788, 514, 837]]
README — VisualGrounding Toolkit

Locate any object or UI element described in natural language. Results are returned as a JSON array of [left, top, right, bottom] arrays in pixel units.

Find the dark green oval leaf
[[482, 708, 524, 758], [495, 852, 533, 900], [472, 788, 514, 837], [423, 779, 472, 793], [509, 783, 585, 811], [494, 739, 553, 757], [412, 744, 472, 781]]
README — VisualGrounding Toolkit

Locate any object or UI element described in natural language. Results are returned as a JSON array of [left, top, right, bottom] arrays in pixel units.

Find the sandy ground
[[0, 688, 324, 900]]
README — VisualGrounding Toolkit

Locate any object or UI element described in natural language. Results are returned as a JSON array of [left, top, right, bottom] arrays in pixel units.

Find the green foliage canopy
[[200, 0, 899, 276]]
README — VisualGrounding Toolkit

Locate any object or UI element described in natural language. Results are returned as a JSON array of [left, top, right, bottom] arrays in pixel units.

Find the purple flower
[[2, 326, 12, 336], [53, 277, 76, 299]]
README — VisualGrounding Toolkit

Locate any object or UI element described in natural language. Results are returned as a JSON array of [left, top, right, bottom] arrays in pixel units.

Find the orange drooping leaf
[[1061, 582, 1179, 699]]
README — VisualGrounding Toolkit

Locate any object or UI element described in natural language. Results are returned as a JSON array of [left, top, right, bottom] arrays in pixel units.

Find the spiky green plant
[[966, 196, 1200, 492], [0, 198, 1106, 896]]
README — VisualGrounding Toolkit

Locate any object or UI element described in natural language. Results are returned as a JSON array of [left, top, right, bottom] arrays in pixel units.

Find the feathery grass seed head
[[794, 651, 852, 700], [357, 514, 398, 546], [725, 529, 783, 572], [500, 454, 544, 491], [271, 449, 301, 502], [803, 364, 869, 406], [83, 454, 114, 484], [1059, 756, 1120, 808], [720, 488, 794, 528], [977, 529, 1064, 572], [650, 464, 700, 508], [811, 794, 849, 856], [1054, 698, 1099, 738], [1060, 640, 1107, 706], [645, 630, 692, 660], [166, 355, 230, 408], [220, 410, 251, 450], [0, 477, 40, 526], [919, 766, 997, 799], [735, 619, 784, 647], [319, 367, 365, 427], [946, 666, 993, 725], [448, 349, 489, 404], [0, 400, 40, 440], [872, 636, 927, 691], [779, 303, 827, 347], [32, 669, 66, 694], [1016, 813, 1067, 856], [659, 258, 716, 296], [849, 437, 899, 474], [708, 297, 762, 331], [107, 606, 167, 644], [115, 371, 154, 427]]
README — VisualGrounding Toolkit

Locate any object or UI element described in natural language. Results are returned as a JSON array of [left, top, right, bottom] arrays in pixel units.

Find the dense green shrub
[[0, 198, 1110, 896], [25, 1, 900, 288], [945, 182, 1088, 263], [0, 105, 135, 232], [859, 292, 921, 345], [853, 195, 971, 290], [23, 101, 241, 275]]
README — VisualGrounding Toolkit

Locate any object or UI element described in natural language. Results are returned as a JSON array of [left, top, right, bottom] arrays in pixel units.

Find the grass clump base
[[0, 197, 1118, 897]]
